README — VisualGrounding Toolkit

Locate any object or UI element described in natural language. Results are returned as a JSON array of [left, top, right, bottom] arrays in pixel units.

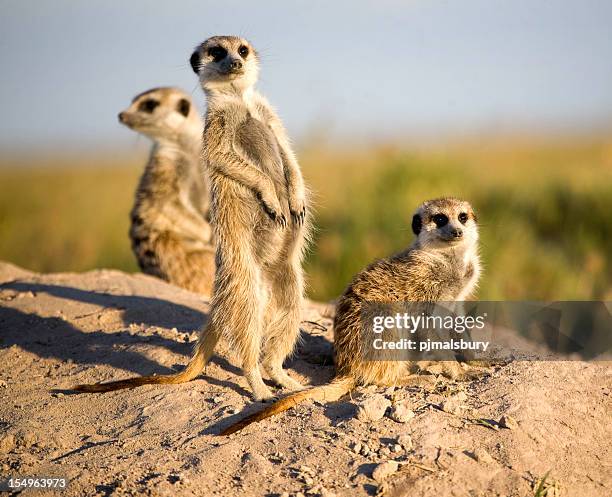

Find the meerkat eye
[[411, 214, 422, 235], [432, 214, 448, 228], [138, 99, 159, 114], [238, 45, 249, 58], [208, 46, 227, 62], [458, 212, 468, 224], [177, 98, 190, 117]]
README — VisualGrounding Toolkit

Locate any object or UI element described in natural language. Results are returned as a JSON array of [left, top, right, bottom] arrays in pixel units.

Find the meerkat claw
[[291, 208, 305, 226], [291, 207, 306, 226]]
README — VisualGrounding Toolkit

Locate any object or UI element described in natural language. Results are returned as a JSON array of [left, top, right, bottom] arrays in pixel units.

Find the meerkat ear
[[190, 51, 201, 74], [177, 98, 190, 117], [411, 214, 422, 235]]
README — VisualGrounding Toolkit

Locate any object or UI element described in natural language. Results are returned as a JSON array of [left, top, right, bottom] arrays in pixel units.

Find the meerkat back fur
[[74, 38, 311, 400], [120, 87, 215, 296], [221, 197, 481, 434]]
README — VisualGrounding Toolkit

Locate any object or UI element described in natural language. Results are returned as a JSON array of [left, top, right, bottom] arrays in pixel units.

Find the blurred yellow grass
[[0, 157, 141, 275], [1, 134, 611, 301]]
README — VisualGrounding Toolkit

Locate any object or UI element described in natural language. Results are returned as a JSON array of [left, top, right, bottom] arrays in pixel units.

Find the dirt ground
[[0, 261, 610, 496]]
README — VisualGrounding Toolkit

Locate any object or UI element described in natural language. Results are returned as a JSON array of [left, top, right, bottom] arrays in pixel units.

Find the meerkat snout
[[229, 58, 243, 71]]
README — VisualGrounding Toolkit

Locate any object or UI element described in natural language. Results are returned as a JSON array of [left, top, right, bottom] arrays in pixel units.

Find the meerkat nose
[[118, 112, 126, 123], [230, 59, 243, 70], [451, 228, 463, 238]]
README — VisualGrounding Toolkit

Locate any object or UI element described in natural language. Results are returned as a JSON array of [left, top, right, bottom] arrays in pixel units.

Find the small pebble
[[472, 447, 495, 465], [20, 431, 38, 448], [372, 460, 399, 483], [499, 414, 518, 430], [355, 394, 391, 422], [388, 402, 415, 423], [0, 434, 15, 454], [396, 433, 413, 451], [378, 446, 391, 457], [454, 391, 468, 402], [439, 399, 461, 415], [320, 488, 337, 497], [299, 465, 315, 475]]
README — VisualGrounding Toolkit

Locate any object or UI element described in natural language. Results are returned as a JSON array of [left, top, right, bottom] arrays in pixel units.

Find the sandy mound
[[0, 261, 609, 496]]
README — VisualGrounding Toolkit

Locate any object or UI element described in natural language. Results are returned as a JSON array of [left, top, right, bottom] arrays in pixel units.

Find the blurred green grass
[[1, 135, 611, 301]]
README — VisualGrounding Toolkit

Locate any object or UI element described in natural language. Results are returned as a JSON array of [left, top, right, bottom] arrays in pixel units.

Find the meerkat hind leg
[[245, 364, 276, 401], [216, 254, 276, 401], [239, 295, 276, 401], [240, 319, 276, 401], [261, 264, 305, 392]]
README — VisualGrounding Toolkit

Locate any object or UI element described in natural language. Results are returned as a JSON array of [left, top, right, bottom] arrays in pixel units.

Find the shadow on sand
[[0, 281, 334, 397]]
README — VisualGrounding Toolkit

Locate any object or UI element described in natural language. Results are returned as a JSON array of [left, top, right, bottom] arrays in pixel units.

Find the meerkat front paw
[[288, 195, 306, 226], [257, 191, 287, 228]]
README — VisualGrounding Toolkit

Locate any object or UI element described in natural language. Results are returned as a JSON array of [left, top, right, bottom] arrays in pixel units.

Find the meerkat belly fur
[[74, 37, 311, 401], [120, 87, 215, 296], [222, 197, 480, 434]]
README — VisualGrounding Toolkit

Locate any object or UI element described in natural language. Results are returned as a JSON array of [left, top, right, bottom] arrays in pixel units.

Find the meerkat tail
[[220, 376, 355, 436], [72, 331, 216, 393]]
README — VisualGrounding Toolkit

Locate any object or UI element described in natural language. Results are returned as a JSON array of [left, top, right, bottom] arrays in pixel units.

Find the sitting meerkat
[[120, 87, 215, 296], [221, 197, 482, 434]]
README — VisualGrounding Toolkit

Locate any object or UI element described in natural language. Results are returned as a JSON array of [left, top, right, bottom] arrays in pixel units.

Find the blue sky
[[1, 0, 611, 150]]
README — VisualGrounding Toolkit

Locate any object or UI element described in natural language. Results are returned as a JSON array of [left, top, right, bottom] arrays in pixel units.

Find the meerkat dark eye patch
[[208, 46, 227, 62], [411, 214, 422, 235], [432, 214, 448, 227], [138, 99, 159, 114], [177, 98, 190, 117], [458, 212, 468, 224], [190, 51, 201, 73], [238, 45, 249, 58]]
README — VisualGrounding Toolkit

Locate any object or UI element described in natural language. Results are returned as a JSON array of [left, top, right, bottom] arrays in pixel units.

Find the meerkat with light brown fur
[[221, 197, 481, 434], [74, 37, 310, 401], [120, 87, 215, 296]]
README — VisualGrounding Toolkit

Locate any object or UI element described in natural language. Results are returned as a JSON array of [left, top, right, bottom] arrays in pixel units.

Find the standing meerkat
[[121, 87, 215, 296], [221, 197, 481, 434], [74, 37, 311, 401]]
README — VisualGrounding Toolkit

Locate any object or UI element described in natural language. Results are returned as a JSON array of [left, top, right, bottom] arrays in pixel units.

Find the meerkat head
[[411, 197, 478, 251], [118, 87, 202, 144], [189, 36, 259, 94]]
